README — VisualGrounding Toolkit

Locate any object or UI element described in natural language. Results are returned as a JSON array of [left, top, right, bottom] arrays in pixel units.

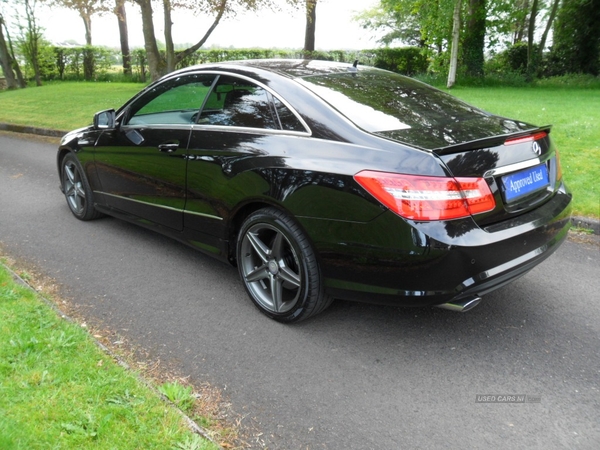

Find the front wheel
[[236, 208, 332, 323], [61, 153, 102, 221]]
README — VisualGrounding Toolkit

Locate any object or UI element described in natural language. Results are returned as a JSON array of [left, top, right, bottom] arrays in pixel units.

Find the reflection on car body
[[57, 59, 572, 322]]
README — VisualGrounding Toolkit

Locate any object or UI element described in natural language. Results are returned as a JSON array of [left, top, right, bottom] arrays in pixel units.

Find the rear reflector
[[354, 171, 495, 221], [504, 131, 547, 146]]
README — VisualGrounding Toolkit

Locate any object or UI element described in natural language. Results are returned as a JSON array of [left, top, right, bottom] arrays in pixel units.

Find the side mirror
[[93, 109, 116, 129]]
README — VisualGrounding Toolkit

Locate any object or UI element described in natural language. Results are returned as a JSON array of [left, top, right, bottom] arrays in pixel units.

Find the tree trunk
[[447, 0, 461, 89], [164, 0, 176, 73], [31, 54, 42, 86], [304, 0, 317, 52], [137, 0, 227, 79], [513, 0, 530, 44], [135, 0, 164, 81], [462, 0, 486, 78], [537, 0, 560, 59], [82, 14, 92, 46], [23, 0, 42, 86], [2, 16, 25, 87], [115, 0, 131, 76], [0, 15, 18, 88], [527, 0, 539, 80]]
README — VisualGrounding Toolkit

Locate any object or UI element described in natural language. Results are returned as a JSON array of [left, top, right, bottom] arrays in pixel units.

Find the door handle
[[158, 143, 179, 153]]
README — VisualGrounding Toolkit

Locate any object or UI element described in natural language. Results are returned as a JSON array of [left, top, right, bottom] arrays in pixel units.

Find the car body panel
[[93, 126, 190, 230]]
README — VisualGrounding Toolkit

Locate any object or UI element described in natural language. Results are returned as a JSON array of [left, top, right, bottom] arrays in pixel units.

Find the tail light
[[504, 131, 548, 146], [354, 171, 495, 221]]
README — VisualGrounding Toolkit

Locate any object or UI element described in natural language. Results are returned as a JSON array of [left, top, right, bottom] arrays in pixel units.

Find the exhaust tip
[[436, 296, 482, 313]]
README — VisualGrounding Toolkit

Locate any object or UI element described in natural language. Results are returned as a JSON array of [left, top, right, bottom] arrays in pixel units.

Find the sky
[[39, 0, 381, 51]]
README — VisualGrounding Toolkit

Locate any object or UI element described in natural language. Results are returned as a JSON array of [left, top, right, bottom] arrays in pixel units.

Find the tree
[[135, 0, 300, 81], [355, 2, 423, 47], [447, 0, 461, 88], [49, 0, 109, 80], [537, 0, 560, 58], [304, 0, 316, 52], [461, 0, 486, 77], [525, 0, 538, 79], [50, 0, 109, 46], [115, 0, 130, 75], [19, 0, 44, 85], [360, 0, 540, 80], [512, 0, 529, 43], [0, 13, 19, 88], [358, 0, 466, 77], [0, 6, 26, 87], [501, 0, 560, 77], [551, 0, 600, 75]]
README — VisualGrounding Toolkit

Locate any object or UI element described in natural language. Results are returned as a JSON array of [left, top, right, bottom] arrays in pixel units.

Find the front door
[[93, 73, 217, 230]]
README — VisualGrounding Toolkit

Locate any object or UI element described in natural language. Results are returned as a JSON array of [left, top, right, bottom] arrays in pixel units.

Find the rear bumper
[[304, 187, 572, 307]]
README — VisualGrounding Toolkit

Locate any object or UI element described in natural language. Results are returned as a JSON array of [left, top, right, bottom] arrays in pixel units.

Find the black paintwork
[[57, 60, 572, 307]]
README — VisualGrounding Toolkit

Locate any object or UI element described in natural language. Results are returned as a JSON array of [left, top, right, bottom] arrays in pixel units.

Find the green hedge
[[189, 47, 428, 76], [39, 46, 428, 82], [50, 46, 120, 81]]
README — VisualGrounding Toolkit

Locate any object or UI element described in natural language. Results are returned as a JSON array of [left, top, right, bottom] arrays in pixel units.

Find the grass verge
[[0, 259, 219, 450]]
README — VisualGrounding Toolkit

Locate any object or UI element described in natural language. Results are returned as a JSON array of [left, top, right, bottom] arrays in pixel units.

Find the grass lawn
[[0, 82, 144, 131], [0, 261, 218, 449], [0, 81, 597, 217], [446, 86, 599, 218]]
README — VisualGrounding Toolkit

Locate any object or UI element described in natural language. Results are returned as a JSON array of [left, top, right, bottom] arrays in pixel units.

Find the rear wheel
[[61, 153, 102, 221], [236, 208, 332, 323]]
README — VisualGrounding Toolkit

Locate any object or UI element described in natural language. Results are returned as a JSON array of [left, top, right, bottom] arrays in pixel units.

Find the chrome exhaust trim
[[436, 296, 482, 312]]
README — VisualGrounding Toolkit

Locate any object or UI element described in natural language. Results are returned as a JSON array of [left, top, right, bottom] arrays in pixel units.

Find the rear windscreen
[[298, 69, 488, 133], [298, 69, 530, 149]]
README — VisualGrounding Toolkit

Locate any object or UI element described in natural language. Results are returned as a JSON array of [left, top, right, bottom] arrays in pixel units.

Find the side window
[[126, 74, 216, 125], [272, 96, 307, 132], [199, 76, 277, 129]]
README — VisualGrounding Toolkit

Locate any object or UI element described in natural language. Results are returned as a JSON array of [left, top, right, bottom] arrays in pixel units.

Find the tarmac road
[[1, 133, 599, 449]]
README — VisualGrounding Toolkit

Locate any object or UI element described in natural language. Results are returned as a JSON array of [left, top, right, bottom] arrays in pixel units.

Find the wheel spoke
[[247, 231, 271, 263], [270, 275, 283, 312], [270, 231, 285, 260], [74, 183, 86, 200], [65, 164, 76, 184], [63, 162, 86, 214], [65, 184, 75, 197], [245, 264, 269, 283], [278, 265, 301, 288], [73, 186, 84, 211]]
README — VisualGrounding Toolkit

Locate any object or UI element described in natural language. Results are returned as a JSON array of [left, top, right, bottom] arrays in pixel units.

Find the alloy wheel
[[63, 160, 87, 216], [239, 223, 303, 314]]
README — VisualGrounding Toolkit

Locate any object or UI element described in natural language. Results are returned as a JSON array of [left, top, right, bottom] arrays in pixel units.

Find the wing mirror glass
[[93, 109, 116, 129]]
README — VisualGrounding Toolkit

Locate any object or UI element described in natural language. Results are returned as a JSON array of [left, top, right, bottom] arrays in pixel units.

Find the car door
[[183, 74, 310, 250], [93, 73, 217, 230]]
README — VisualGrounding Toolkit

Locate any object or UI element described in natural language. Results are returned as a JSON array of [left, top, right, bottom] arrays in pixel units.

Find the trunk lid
[[434, 127, 563, 227]]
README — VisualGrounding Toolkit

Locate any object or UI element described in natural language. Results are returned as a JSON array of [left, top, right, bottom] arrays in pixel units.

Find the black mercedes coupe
[[57, 59, 572, 322]]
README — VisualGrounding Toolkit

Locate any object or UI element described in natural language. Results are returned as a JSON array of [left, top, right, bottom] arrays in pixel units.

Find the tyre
[[236, 208, 332, 323], [61, 153, 102, 221]]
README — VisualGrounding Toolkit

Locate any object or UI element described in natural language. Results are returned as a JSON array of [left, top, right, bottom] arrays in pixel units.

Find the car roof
[[174, 59, 362, 80]]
